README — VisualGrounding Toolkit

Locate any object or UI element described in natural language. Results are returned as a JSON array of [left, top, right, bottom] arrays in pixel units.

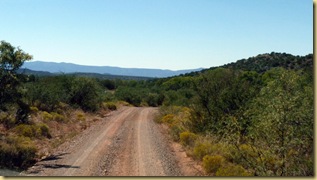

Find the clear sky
[[0, 0, 312, 70]]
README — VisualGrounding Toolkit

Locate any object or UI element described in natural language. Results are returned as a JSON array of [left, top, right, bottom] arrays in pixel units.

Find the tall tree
[[0, 41, 32, 123]]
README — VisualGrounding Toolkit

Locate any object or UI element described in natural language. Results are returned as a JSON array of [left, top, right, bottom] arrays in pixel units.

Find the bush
[[162, 114, 175, 125], [103, 102, 117, 111], [51, 112, 67, 123], [0, 112, 16, 129], [42, 111, 53, 121], [202, 155, 225, 174], [69, 77, 103, 111], [179, 131, 198, 147], [0, 135, 37, 169], [29, 106, 39, 113], [14, 123, 51, 139], [76, 112, 86, 121], [216, 164, 251, 176], [170, 124, 183, 141], [193, 142, 213, 160], [37, 123, 51, 138]]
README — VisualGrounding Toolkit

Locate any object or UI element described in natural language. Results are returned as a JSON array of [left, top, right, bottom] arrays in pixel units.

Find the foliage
[[202, 155, 225, 174], [0, 135, 37, 169], [216, 164, 251, 176], [179, 131, 197, 147], [0, 41, 32, 124], [69, 77, 104, 111], [102, 102, 117, 111], [14, 123, 51, 138]]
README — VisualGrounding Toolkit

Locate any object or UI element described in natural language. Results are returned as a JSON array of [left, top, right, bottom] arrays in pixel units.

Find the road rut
[[23, 107, 202, 176]]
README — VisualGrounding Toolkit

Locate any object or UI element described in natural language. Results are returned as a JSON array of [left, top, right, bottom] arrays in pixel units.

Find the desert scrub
[[216, 164, 252, 176], [170, 124, 184, 141], [179, 131, 198, 147], [42, 111, 53, 121], [76, 112, 86, 121], [193, 142, 213, 160], [0, 135, 37, 169], [162, 114, 175, 125], [103, 102, 117, 111], [51, 112, 67, 123], [0, 112, 16, 129], [14, 123, 51, 139], [29, 106, 39, 113], [202, 155, 226, 174]]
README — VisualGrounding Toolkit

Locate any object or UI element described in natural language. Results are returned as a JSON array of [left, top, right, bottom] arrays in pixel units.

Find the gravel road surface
[[23, 107, 203, 176]]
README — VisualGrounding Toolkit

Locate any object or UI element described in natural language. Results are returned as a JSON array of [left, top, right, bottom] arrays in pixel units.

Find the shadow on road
[[40, 153, 69, 162], [42, 164, 80, 169]]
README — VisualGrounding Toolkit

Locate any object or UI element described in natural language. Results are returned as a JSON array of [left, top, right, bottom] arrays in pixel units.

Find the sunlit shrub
[[15, 124, 34, 138], [76, 112, 86, 121], [51, 112, 66, 122], [103, 102, 117, 111], [0, 135, 37, 169], [216, 164, 252, 176], [202, 155, 225, 174], [193, 142, 213, 160], [29, 106, 39, 113], [37, 123, 51, 138], [42, 111, 53, 121], [14, 123, 51, 139], [179, 131, 198, 147], [162, 114, 175, 125]]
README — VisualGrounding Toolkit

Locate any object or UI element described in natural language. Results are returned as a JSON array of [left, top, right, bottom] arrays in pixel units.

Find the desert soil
[[22, 107, 203, 176]]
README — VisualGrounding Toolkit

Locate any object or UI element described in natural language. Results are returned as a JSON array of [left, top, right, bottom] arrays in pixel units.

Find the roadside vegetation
[[0, 40, 313, 176]]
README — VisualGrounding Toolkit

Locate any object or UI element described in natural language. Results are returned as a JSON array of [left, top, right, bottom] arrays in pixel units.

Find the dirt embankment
[[23, 107, 203, 176]]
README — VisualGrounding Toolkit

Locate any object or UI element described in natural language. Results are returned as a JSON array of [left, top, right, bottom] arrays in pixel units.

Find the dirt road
[[23, 107, 202, 176]]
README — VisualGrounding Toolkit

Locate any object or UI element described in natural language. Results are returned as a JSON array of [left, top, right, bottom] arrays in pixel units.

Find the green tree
[[238, 68, 313, 176], [69, 77, 104, 111], [0, 41, 32, 123]]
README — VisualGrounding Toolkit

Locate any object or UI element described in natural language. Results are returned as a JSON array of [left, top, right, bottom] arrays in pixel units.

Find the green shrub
[[76, 112, 86, 121], [14, 123, 51, 139], [51, 112, 66, 122], [179, 131, 198, 147], [202, 155, 225, 174], [0, 135, 37, 169], [103, 102, 117, 111], [37, 123, 51, 138], [0, 112, 16, 129], [162, 114, 175, 125], [170, 124, 183, 141], [15, 124, 34, 138], [193, 142, 213, 160], [42, 111, 53, 121], [216, 164, 251, 176], [29, 106, 39, 113]]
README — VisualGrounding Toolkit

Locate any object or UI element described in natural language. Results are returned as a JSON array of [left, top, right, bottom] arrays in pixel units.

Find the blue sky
[[0, 0, 312, 70]]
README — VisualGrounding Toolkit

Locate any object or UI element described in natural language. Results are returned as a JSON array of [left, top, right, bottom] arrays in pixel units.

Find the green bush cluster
[[0, 112, 16, 129], [216, 164, 251, 176], [202, 155, 225, 174], [0, 135, 37, 169], [102, 102, 117, 111], [192, 142, 212, 160], [76, 112, 86, 121], [14, 123, 51, 139], [50, 112, 66, 123], [179, 131, 197, 147]]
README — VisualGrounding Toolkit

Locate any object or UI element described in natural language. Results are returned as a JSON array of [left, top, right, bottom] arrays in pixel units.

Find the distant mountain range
[[22, 61, 203, 78]]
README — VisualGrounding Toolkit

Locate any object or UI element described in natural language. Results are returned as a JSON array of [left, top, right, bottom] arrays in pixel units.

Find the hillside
[[183, 52, 313, 77], [222, 52, 313, 73]]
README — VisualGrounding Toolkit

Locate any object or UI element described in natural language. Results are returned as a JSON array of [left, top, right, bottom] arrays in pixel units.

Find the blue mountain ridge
[[22, 61, 204, 78]]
